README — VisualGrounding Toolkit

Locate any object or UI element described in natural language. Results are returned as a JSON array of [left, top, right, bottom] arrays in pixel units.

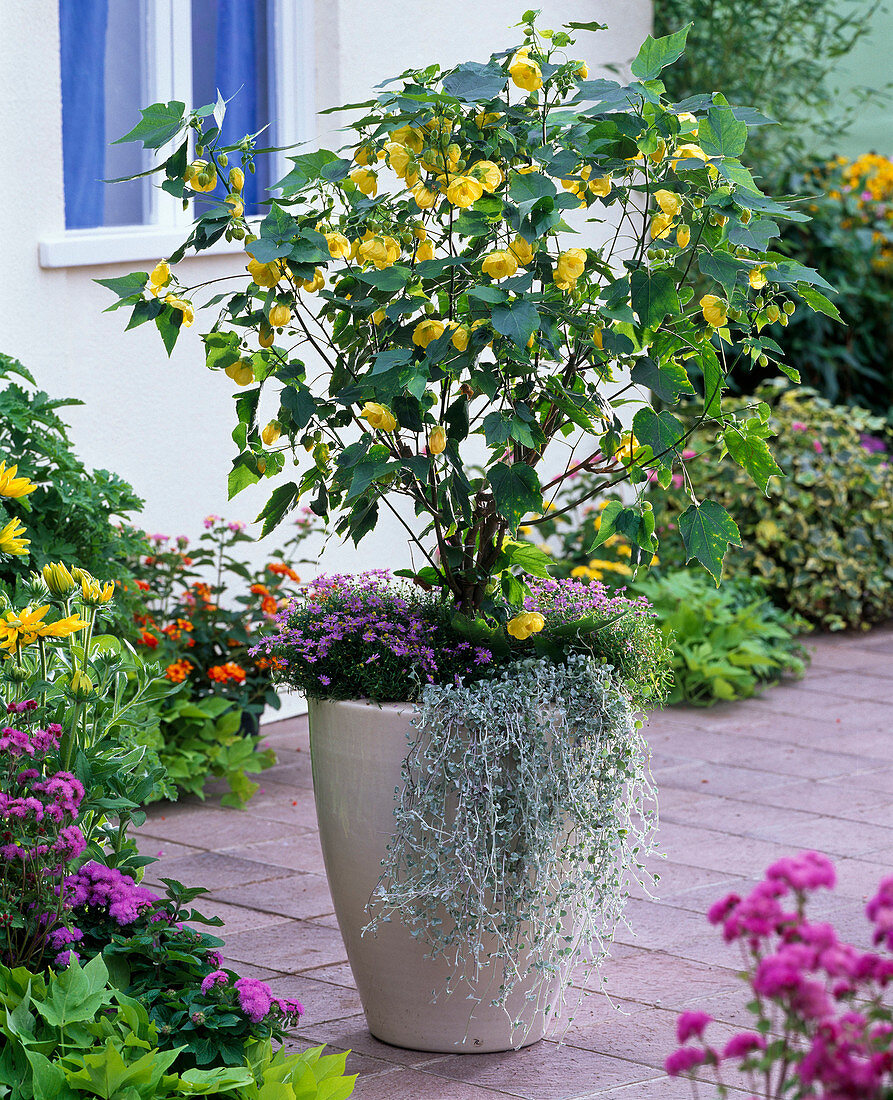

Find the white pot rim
[[309, 696, 414, 715]]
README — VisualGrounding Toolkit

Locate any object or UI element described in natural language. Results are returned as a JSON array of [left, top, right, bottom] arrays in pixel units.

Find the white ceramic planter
[[308, 697, 568, 1053]]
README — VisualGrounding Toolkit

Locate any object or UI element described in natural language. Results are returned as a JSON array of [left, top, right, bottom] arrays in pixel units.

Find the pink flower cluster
[[667, 852, 893, 1098], [199, 969, 304, 1026], [64, 862, 161, 926]]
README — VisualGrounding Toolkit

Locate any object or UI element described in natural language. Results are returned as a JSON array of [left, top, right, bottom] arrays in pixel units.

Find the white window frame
[[39, 0, 315, 269]]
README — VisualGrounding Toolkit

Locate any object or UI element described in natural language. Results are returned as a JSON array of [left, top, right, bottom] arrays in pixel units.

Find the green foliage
[[136, 691, 275, 808], [367, 656, 656, 1042], [737, 155, 893, 419], [629, 570, 809, 705], [0, 958, 356, 1100], [105, 17, 831, 608], [0, 355, 148, 630], [653, 0, 883, 183], [658, 388, 893, 630]]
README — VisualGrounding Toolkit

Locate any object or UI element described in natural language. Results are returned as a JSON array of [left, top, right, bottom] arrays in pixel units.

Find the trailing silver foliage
[[365, 654, 658, 1034]]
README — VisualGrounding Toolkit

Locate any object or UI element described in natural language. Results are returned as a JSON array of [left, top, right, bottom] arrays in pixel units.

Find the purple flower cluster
[[64, 862, 161, 926], [667, 852, 893, 1096], [1, 721, 84, 864], [253, 571, 493, 698], [200, 970, 304, 1026], [524, 576, 654, 627]]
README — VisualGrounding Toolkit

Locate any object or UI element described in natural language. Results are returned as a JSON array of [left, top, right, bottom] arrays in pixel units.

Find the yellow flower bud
[[226, 360, 256, 386], [651, 212, 675, 240], [576, 62, 589, 79], [416, 239, 435, 263], [371, 308, 386, 326], [149, 261, 171, 292], [70, 669, 94, 696], [413, 318, 446, 349], [383, 141, 411, 178], [354, 144, 375, 166], [554, 248, 587, 287], [469, 160, 504, 193], [475, 110, 503, 128], [350, 168, 378, 196], [301, 268, 325, 293], [258, 323, 274, 348], [482, 250, 519, 281], [262, 421, 282, 446], [412, 224, 427, 241], [749, 266, 768, 290], [229, 166, 245, 192], [247, 258, 283, 288], [509, 53, 543, 93], [589, 175, 612, 197], [269, 303, 291, 328], [506, 611, 546, 640], [80, 578, 115, 606], [164, 295, 194, 327], [449, 323, 470, 352], [446, 175, 484, 209], [325, 231, 351, 259], [428, 425, 447, 455], [360, 401, 397, 432], [700, 294, 728, 328], [187, 160, 217, 192], [42, 562, 77, 598], [508, 235, 534, 266], [592, 327, 604, 350], [654, 189, 682, 217], [411, 182, 439, 209], [676, 224, 691, 248]]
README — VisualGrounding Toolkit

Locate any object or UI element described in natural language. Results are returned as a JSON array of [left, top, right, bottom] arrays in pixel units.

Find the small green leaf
[[723, 426, 784, 494], [491, 301, 540, 349], [698, 107, 747, 158], [679, 500, 742, 583], [630, 24, 692, 81], [632, 408, 685, 468], [442, 61, 507, 102], [630, 357, 695, 403], [256, 482, 300, 536], [113, 101, 186, 148], [489, 463, 542, 528], [630, 270, 679, 328], [797, 286, 842, 322]]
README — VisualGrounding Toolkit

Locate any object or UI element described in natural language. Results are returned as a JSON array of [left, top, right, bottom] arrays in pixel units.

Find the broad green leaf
[[630, 270, 679, 327], [96, 272, 148, 302], [698, 252, 747, 298], [504, 541, 553, 579], [679, 500, 742, 583], [488, 462, 542, 527], [630, 24, 692, 81], [113, 101, 186, 148], [632, 408, 685, 468], [630, 356, 695, 403], [154, 307, 182, 357], [796, 286, 842, 322], [767, 261, 836, 294], [698, 107, 747, 158], [698, 345, 724, 417], [228, 457, 260, 498], [442, 61, 507, 102], [508, 172, 557, 215], [280, 384, 316, 429], [275, 149, 340, 192], [354, 266, 411, 291], [589, 500, 623, 549], [256, 482, 300, 536], [491, 301, 540, 349], [723, 426, 784, 494]]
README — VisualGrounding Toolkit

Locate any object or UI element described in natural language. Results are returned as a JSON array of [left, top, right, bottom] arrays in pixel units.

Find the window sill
[[38, 223, 253, 269]]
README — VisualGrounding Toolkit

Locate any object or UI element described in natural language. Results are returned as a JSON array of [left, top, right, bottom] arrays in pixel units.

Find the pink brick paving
[[133, 629, 893, 1099]]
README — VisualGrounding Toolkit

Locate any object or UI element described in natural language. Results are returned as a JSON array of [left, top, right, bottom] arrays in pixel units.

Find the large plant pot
[[308, 697, 568, 1053]]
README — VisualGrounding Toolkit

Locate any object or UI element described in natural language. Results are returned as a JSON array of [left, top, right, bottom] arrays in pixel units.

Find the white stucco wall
[[0, 0, 651, 715]]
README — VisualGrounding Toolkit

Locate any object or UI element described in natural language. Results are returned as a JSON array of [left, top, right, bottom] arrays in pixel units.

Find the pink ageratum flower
[[200, 969, 230, 995], [665, 1047, 710, 1076], [677, 1011, 712, 1044], [234, 977, 273, 1023]]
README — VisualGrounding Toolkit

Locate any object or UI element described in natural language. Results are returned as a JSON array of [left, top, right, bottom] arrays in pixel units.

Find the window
[[45, 0, 313, 266]]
